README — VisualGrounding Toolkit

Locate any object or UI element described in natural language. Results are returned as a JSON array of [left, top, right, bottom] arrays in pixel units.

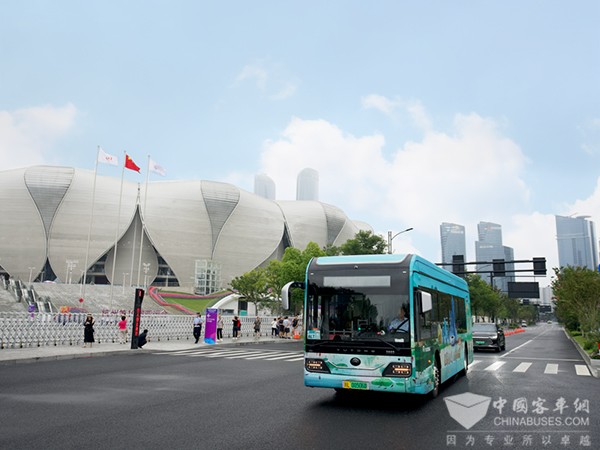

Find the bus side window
[[416, 290, 434, 340]]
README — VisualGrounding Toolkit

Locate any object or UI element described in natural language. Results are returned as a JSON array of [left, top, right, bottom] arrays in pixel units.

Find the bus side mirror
[[281, 282, 293, 310], [281, 281, 305, 310], [420, 291, 432, 314]]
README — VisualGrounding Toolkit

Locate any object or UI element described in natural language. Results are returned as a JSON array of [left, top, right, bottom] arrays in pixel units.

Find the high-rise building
[[254, 174, 276, 200], [440, 222, 466, 273], [475, 221, 514, 292], [555, 215, 598, 270], [296, 168, 319, 201]]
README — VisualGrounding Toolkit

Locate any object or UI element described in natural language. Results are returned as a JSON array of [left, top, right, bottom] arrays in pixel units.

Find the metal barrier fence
[[0, 312, 298, 349]]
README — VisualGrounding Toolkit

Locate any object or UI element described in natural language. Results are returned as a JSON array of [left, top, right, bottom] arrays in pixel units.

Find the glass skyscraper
[[254, 174, 276, 200], [440, 222, 466, 272], [296, 168, 319, 201], [475, 221, 514, 292], [555, 215, 598, 270]]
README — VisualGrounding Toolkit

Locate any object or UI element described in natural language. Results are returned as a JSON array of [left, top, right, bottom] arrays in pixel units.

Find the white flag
[[149, 158, 166, 176], [98, 147, 118, 166]]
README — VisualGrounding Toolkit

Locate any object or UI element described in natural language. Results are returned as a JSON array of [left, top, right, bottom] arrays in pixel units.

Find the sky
[[1, 1, 599, 288]]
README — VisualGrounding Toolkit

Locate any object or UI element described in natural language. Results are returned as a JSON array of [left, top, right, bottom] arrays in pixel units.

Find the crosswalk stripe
[[224, 352, 268, 359], [544, 363, 559, 374], [187, 350, 233, 357], [484, 361, 505, 371], [513, 362, 532, 373], [263, 352, 303, 360], [244, 352, 298, 360], [469, 360, 481, 367], [286, 357, 305, 362], [203, 350, 249, 358], [575, 365, 591, 376]]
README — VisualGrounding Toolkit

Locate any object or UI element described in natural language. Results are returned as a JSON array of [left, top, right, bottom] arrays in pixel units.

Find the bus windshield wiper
[[353, 336, 400, 351]]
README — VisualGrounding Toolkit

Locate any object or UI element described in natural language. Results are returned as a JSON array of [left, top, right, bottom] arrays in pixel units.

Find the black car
[[472, 323, 505, 352]]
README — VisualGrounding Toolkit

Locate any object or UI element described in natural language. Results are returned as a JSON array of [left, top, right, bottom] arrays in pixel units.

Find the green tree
[[551, 266, 600, 339], [339, 230, 387, 255], [322, 243, 341, 256], [230, 268, 271, 314], [466, 274, 502, 321]]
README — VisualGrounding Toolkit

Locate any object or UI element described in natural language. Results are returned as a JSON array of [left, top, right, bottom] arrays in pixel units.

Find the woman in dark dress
[[83, 314, 95, 348]]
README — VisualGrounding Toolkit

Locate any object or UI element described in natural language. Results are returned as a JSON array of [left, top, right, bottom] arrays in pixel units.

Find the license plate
[[475, 340, 485, 345], [343, 380, 368, 390]]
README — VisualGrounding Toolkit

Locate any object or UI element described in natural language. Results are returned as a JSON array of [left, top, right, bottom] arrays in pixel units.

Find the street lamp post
[[65, 259, 78, 284], [387, 228, 413, 254]]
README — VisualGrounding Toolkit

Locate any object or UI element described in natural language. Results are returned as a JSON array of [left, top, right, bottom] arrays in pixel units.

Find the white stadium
[[0, 166, 372, 293]]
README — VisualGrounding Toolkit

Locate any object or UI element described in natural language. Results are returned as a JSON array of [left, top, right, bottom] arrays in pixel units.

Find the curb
[[0, 337, 297, 365], [563, 328, 599, 378]]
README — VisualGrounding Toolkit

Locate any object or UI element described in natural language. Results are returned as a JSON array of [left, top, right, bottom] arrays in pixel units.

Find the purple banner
[[204, 308, 218, 344]]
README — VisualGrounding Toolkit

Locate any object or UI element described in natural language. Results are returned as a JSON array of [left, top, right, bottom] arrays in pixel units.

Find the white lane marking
[[244, 352, 297, 360], [286, 357, 305, 362], [225, 351, 270, 359], [501, 340, 532, 358], [202, 350, 250, 358], [513, 362, 532, 373], [263, 352, 303, 360], [469, 360, 482, 368], [575, 365, 591, 376], [484, 361, 506, 371], [544, 363, 559, 374]]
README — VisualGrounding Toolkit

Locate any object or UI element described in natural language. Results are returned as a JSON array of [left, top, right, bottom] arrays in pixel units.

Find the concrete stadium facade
[[0, 166, 372, 291]]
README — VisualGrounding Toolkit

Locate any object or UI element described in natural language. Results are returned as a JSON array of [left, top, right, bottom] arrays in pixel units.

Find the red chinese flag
[[125, 154, 141, 172]]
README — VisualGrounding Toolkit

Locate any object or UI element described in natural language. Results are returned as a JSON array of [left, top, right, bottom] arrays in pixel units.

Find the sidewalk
[[0, 335, 299, 365]]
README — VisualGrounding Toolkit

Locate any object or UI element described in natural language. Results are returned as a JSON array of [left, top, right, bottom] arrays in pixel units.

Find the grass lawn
[[569, 332, 599, 358], [159, 296, 221, 314]]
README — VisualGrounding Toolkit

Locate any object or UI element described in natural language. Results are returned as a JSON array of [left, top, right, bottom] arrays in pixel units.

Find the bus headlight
[[305, 358, 331, 374], [382, 362, 412, 377]]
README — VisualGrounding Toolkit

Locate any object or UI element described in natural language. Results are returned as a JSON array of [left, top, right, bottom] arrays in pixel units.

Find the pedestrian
[[118, 315, 127, 344], [217, 314, 224, 342], [193, 312, 204, 343], [137, 329, 148, 348], [253, 316, 261, 339], [292, 315, 299, 338], [283, 316, 291, 339], [83, 314, 95, 348], [232, 315, 241, 340], [271, 317, 278, 337], [278, 316, 284, 338]]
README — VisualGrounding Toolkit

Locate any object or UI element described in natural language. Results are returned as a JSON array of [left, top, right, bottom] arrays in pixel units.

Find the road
[[0, 322, 597, 450]]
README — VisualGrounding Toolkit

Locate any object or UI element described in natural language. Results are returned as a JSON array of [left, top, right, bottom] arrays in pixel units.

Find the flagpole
[[82, 146, 100, 301], [109, 151, 126, 312], [129, 184, 141, 287], [137, 156, 151, 287]]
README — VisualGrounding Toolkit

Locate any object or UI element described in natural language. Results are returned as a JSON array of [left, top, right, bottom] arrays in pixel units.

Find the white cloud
[[235, 64, 268, 92], [0, 103, 77, 170], [362, 95, 432, 132], [579, 117, 600, 155], [256, 104, 549, 280], [234, 61, 298, 101]]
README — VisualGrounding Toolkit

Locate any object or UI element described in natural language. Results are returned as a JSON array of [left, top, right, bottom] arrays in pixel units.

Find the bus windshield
[[304, 268, 410, 347]]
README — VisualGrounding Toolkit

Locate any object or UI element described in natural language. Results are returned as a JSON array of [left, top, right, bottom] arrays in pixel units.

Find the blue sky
[[1, 1, 599, 286]]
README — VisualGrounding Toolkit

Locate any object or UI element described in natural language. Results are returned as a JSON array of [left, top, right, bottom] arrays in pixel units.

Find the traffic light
[[452, 254, 465, 275], [493, 259, 505, 277], [533, 257, 546, 276]]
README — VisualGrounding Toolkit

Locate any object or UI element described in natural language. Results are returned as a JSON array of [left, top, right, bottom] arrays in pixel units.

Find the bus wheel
[[431, 361, 441, 398]]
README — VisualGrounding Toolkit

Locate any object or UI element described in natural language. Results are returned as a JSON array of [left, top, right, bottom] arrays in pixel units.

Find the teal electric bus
[[282, 254, 473, 397]]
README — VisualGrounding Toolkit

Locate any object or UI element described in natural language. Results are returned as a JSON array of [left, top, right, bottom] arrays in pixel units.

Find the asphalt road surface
[[0, 322, 597, 450]]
